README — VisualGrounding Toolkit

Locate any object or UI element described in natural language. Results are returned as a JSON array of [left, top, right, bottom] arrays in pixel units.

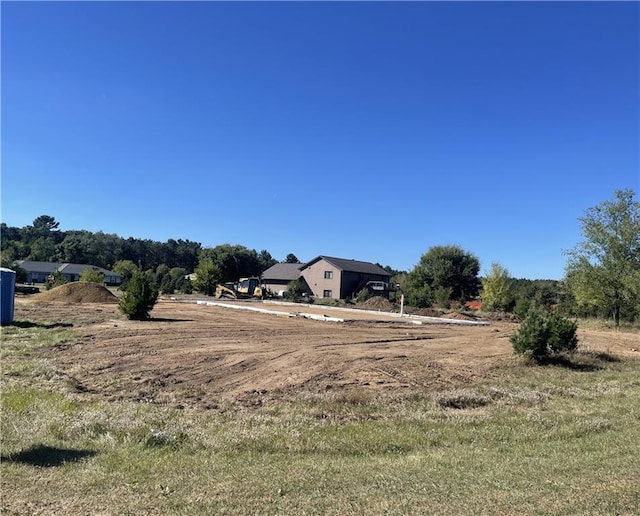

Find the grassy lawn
[[1, 317, 639, 515]]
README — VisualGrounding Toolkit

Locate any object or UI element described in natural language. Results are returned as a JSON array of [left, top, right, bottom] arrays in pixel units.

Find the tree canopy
[[481, 262, 515, 312], [565, 189, 640, 325], [405, 245, 480, 307], [284, 253, 301, 264], [199, 244, 263, 283], [192, 257, 221, 297]]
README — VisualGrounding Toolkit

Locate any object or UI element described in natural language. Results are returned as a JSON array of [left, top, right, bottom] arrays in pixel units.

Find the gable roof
[[16, 260, 121, 278], [16, 261, 61, 274], [261, 262, 303, 281], [300, 256, 390, 277]]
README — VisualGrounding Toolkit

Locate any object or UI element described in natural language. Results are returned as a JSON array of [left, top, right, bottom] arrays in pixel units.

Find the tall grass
[[2, 322, 639, 514]]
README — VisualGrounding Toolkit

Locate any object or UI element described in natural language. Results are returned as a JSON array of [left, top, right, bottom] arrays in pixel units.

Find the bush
[[510, 309, 578, 361], [159, 274, 174, 295], [547, 312, 578, 353], [118, 272, 158, 320], [434, 287, 453, 310], [79, 267, 105, 284], [45, 271, 67, 290], [286, 278, 308, 302], [355, 288, 371, 303], [514, 297, 531, 320]]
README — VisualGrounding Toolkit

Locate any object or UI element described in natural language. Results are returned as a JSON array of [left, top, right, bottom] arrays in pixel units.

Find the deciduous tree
[[193, 257, 221, 296], [407, 245, 480, 307], [482, 263, 515, 312], [565, 189, 640, 326]]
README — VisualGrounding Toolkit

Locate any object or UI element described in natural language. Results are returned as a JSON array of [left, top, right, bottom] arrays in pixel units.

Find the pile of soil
[[409, 307, 442, 318], [35, 282, 118, 304], [485, 311, 520, 322], [441, 311, 478, 321], [359, 296, 395, 311]]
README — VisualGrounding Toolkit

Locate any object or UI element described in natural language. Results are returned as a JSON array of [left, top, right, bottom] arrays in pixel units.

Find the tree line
[[2, 189, 638, 325], [1, 215, 204, 272]]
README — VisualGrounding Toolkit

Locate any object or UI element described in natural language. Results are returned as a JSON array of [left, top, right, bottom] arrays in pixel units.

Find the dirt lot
[[13, 298, 640, 410]]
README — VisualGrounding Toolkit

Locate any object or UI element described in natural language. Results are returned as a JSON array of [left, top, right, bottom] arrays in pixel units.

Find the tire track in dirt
[[26, 298, 634, 409]]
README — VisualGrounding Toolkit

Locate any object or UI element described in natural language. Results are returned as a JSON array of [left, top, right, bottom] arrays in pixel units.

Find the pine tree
[[119, 272, 158, 320]]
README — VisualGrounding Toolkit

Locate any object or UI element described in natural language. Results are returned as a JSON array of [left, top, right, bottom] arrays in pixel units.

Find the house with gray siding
[[299, 256, 391, 300], [17, 261, 122, 285]]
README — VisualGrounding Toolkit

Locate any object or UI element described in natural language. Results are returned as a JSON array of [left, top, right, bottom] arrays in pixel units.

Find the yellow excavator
[[215, 277, 265, 299]]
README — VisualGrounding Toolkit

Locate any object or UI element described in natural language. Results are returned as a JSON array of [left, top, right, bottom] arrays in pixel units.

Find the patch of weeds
[[328, 389, 375, 407], [577, 318, 640, 332], [385, 443, 410, 455], [143, 428, 190, 450], [1, 325, 76, 358], [1, 388, 76, 415], [1, 388, 43, 414], [47, 420, 69, 441], [488, 387, 549, 407], [436, 389, 491, 410]]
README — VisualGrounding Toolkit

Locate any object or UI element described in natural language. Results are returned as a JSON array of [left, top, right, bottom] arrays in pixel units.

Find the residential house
[[260, 263, 303, 296], [299, 256, 391, 300], [16, 261, 122, 286]]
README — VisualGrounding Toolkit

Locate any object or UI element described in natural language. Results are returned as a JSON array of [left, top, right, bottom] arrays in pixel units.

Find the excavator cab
[[236, 277, 263, 298]]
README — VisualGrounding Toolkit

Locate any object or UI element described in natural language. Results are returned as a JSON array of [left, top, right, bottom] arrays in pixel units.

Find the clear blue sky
[[2, 1, 638, 279]]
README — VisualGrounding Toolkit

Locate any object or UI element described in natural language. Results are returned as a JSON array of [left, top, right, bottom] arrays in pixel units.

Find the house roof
[[57, 263, 120, 277], [300, 256, 390, 277], [261, 262, 302, 281], [16, 261, 60, 274], [16, 260, 121, 278]]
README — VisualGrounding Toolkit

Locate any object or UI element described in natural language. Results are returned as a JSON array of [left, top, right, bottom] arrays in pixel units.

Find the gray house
[[17, 261, 122, 286], [299, 256, 391, 300]]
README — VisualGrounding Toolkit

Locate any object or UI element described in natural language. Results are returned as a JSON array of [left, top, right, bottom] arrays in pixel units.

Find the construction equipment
[[215, 277, 265, 300]]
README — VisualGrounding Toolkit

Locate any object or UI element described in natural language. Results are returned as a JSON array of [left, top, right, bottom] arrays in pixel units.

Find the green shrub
[[510, 309, 578, 361], [118, 272, 158, 320], [45, 271, 67, 290], [513, 297, 531, 320], [79, 267, 104, 284], [286, 278, 308, 302], [434, 287, 452, 310], [159, 274, 174, 295], [547, 312, 578, 353], [355, 288, 371, 303]]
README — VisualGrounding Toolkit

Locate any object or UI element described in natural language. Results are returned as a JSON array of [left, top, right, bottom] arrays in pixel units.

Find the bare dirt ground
[[13, 298, 640, 410]]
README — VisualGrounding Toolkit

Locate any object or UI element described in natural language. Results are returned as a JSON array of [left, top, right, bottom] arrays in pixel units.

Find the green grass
[[2, 322, 640, 514], [576, 317, 640, 332]]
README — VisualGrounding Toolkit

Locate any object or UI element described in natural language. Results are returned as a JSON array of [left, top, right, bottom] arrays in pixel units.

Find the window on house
[[323, 290, 332, 298], [324, 271, 333, 279]]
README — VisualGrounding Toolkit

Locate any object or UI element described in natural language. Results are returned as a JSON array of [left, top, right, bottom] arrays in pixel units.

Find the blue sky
[[2, 1, 638, 279]]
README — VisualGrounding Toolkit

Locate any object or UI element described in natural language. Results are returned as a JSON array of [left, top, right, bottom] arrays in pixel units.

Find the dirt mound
[[359, 296, 395, 311], [442, 312, 478, 321], [485, 311, 520, 322], [409, 307, 442, 318], [35, 282, 118, 304]]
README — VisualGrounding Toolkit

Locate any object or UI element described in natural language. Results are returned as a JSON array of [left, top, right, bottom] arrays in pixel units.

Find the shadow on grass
[[536, 351, 620, 371], [1, 445, 98, 467], [584, 351, 622, 363], [6, 321, 73, 329]]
